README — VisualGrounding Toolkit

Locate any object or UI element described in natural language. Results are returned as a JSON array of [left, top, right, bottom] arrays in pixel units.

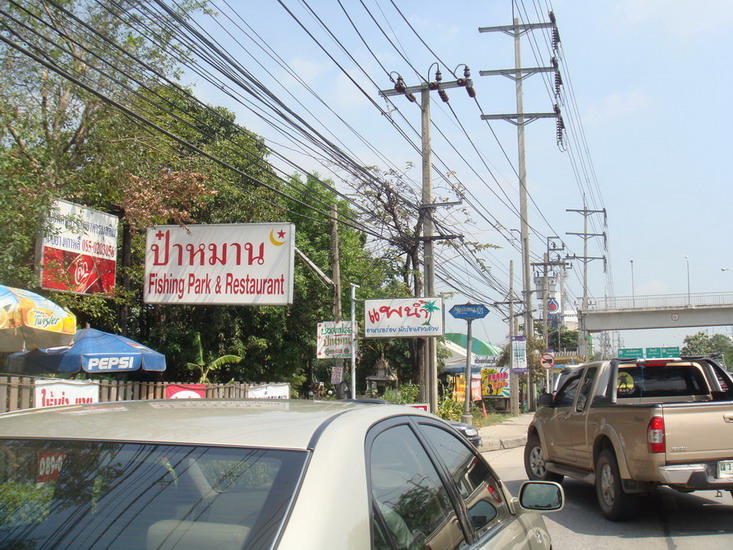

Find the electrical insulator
[[438, 89, 449, 102], [395, 76, 406, 93], [552, 27, 561, 50]]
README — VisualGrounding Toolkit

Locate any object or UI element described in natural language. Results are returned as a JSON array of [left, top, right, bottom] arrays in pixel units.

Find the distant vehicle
[[525, 357, 733, 521], [0, 399, 563, 549], [448, 420, 482, 448]]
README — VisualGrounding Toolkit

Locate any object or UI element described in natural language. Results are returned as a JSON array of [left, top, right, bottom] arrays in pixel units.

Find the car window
[[368, 424, 467, 550], [419, 424, 510, 536], [555, 375, 581, 407], [0, 439, 306, 550], [576, 367, 598, 411]]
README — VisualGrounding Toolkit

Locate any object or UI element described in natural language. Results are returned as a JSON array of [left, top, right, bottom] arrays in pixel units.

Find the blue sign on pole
[[449, 303, 490, 320]]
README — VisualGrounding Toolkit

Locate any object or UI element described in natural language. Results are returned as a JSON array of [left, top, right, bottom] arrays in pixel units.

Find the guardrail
[[581, 292, 733, 311]]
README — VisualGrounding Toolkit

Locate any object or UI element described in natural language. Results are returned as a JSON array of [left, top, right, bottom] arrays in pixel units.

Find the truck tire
[[595, 448, 639, 521], [524, 433, 563, 483]]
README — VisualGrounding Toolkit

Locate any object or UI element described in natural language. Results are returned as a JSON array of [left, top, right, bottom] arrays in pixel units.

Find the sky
[[185, 0, 733, 353]]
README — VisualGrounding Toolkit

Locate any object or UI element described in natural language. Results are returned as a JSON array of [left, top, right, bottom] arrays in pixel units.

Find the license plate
[[717, 460, 733, 478]]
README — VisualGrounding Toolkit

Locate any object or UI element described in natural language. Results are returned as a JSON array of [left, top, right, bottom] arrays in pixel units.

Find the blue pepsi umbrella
[[6, 328, 166, 375]]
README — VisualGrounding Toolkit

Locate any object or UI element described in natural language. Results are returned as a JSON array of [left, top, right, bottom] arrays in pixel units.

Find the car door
[[568, 366, 598, 467], [367, 420, 469, 550], [543, 374, 582, 464], [416, 422, 551, 550]]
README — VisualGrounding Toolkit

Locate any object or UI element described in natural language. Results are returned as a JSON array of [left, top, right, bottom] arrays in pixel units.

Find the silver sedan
[[0, 399, 562, 549]]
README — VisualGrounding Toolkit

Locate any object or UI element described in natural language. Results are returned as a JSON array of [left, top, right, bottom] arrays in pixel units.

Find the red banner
[[165, 384, 206, 399]]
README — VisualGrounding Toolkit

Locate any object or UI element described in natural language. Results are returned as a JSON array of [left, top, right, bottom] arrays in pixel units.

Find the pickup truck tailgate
[[663, 402, 733, 462]]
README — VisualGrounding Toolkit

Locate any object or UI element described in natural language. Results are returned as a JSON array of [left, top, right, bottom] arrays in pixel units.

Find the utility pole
[[330, 204, 346, 397], [566, 205, 607, 359], [493, 260, 522, 415], [508, 260, 520, 415], [479, 13, 563, 410], [379, 66, 472, 412]]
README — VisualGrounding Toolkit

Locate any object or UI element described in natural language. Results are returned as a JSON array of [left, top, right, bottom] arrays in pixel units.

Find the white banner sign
[[317, 321, 354, 359], [34, 379, 100, 408], [364, 298, 444, 338], [246, 383, 290, 399], [144, 223, 294, 305], [512, 336, 528, 373]]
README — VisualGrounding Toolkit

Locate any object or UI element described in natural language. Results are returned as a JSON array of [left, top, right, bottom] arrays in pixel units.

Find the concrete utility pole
[[330, 204, 346, 397], [379, 67, 472, 412], [566, 205, 607, 359], [479, 15, 562, 410], [508, 260, 520, 415]]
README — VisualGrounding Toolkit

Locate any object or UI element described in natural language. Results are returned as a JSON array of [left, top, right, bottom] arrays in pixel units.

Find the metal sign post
[[449, 304, 490, 425]]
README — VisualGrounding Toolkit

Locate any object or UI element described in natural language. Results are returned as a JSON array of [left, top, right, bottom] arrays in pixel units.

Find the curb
[[480, 435, 527, 452]]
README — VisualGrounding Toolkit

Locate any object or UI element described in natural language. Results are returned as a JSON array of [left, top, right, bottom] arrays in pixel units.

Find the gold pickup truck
[[524, 357, 733, 520]]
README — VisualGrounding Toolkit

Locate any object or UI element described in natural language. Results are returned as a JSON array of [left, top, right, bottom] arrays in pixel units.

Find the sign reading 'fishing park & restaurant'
[[144, 223, 295, 305]]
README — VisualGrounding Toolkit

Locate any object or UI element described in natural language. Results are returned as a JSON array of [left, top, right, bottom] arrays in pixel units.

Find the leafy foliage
[[682, 332, 733, 368]]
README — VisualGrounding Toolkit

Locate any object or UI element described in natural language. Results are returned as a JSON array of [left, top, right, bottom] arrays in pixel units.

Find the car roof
[[0, 399, 431, 449]]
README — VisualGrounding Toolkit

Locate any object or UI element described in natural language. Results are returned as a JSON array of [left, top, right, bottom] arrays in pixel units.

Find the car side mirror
[[538, 392, 554, 408], [518, 481, 564, 512]]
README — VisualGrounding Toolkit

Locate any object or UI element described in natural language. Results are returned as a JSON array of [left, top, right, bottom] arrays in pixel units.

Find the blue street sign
[[449, 303, 490, 320]]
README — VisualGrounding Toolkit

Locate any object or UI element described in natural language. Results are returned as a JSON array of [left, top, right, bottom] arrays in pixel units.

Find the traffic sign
[[540, 353, 555, 369], [645, 347, 662, 358], [661, 346, 680, 358], [449, 303, 489, 320], [618, 348, 644, 359]]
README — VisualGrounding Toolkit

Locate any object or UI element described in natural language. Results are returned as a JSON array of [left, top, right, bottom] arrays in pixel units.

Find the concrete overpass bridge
[[579, 292, 733, 333]]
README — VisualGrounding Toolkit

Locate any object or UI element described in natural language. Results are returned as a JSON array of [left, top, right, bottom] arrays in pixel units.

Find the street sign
[[662, 346, 680, 357], [540, 353, 555, 369], [618, 348, 644, 359], [645, 347, 662, 358], [449, 303, 489, 320]]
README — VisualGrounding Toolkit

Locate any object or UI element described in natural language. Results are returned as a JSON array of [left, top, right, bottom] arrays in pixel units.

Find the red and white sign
[[165, 384, 206, 399], [540, 353, 555, 369], [144, 223, 295, 305], [364, 298, 444, 338], [37, 451, 66, 483], [39, 200, 118, 295], [34, 379, 99, 408]]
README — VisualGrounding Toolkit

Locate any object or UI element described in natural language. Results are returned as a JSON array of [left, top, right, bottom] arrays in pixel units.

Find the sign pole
[[351, 283, 359, 399], [462, 318, 474, 425], [449, 303, 490, 426]]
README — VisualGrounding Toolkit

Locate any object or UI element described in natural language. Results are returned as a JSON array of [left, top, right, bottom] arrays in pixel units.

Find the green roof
[[444, 333, 501, 356]]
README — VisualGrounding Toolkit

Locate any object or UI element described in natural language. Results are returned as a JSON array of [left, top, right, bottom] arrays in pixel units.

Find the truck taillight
[[647, 416, 665, 453]]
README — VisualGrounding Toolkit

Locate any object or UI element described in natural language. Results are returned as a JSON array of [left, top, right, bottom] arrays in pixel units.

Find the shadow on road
[[503, 478, 733, 539]]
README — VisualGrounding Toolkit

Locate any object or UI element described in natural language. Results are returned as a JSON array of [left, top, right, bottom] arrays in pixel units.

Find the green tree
[[682, 332, 733, 368]]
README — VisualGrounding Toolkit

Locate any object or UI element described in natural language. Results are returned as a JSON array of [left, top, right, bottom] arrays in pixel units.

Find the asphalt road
[[483, 446, 733, 549]]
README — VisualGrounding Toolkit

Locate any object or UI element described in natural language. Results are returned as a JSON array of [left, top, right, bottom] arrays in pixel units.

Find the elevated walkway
[[580, 292, 733, 332]]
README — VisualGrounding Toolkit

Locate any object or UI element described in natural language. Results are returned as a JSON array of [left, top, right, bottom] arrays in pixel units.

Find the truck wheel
[[524, 433, 563, 483], [595, 448, 639, 521]]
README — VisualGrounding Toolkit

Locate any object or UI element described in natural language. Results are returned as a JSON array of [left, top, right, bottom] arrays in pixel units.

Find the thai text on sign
[[144, 223, 295, 305], [364, 298, 444, 338]]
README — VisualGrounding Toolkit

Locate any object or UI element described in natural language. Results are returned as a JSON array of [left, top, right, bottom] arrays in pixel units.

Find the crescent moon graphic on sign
[[269, 229, 285, 246]]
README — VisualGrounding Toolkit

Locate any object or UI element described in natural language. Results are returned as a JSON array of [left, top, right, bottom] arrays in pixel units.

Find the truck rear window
[[617, 365, 708, 398], [0, 439, 306, 549]]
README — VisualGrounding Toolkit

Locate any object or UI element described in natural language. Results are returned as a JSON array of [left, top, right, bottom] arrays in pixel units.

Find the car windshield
[[0, 439, 307, 550]]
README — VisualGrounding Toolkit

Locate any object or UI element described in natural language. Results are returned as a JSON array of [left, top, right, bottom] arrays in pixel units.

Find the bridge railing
[[583, 292, 733, 311]]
